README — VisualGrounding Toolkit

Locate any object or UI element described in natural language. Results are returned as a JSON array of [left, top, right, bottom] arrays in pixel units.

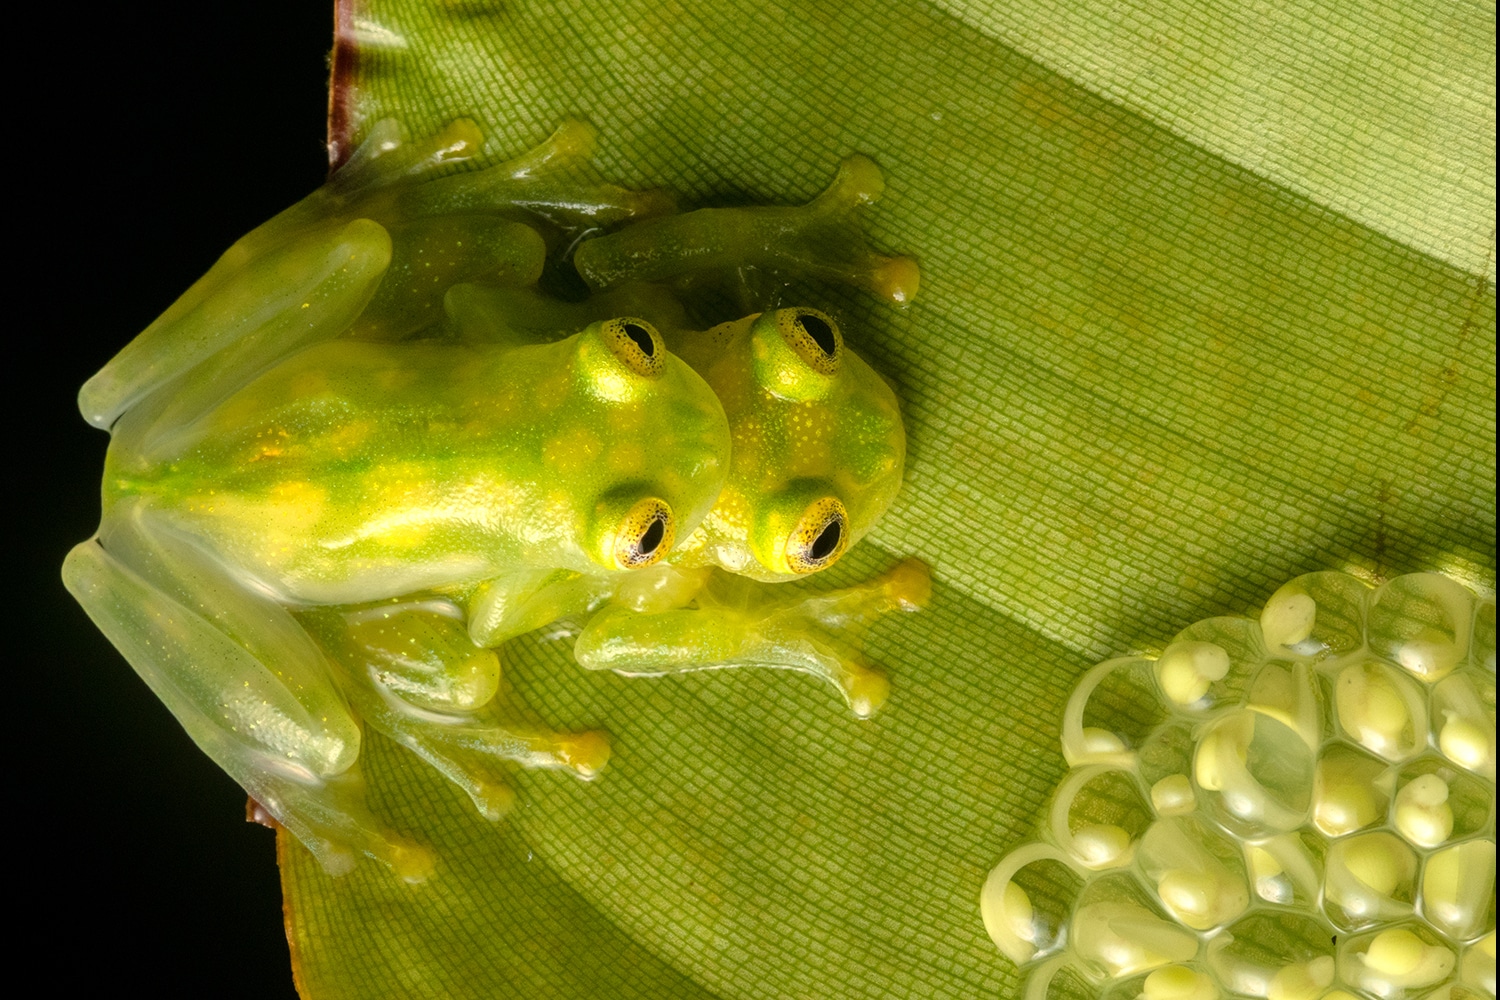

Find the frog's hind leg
[[573, 154, 921, 307], [574, 558, 931, 718], [80, 218, 392, 432], [62, 505, 431, 881], [302, 597, 611, 822]]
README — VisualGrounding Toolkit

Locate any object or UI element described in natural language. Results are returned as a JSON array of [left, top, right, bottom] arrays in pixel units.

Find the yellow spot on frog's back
[[318, 419, 375, 455], [266, 481, 329, 525], [729, 425, 765, 471], [188, 480, 327, 540], [530, 370, 570, 413], [363, 463, 442, 509], [608, 440, 646, 476], [545, 425, 604, 475], [611, 402, 646, 434], [379, 521, 433, 550]]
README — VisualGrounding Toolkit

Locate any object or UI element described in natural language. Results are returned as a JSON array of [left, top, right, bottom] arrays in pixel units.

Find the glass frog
[[65, 120, 929, 880]]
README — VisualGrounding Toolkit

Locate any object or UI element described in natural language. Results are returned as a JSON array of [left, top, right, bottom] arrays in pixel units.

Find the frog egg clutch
[[981, 571, 1496, 1000], [63, 120, 930, 879]]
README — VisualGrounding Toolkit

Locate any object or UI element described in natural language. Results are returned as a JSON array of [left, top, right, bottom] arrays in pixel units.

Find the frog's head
[[673, 308, 905, 581], [562, 317, 732, 572]]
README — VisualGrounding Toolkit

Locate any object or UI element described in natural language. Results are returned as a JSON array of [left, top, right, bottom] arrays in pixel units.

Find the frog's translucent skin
[[65, 121, 928, 878], [447, 286, 917, 714], [981, 570, 1497, 1000]]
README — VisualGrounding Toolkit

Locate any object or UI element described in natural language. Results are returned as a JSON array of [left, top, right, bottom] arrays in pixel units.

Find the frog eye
[[600, 317, 665, 378], [786, 496, 849, 574], [775, 308, 842, 376], [612, 496, 676, 569]]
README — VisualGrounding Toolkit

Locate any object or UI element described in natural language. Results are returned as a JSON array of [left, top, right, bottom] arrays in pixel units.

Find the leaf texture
[[282, 2, 1496, 997]]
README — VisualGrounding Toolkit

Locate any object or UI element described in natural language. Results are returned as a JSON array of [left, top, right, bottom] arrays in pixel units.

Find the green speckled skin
[[63, 121, 927, 879], [105, 330, 729, 603], [666, 310, 905, 581]]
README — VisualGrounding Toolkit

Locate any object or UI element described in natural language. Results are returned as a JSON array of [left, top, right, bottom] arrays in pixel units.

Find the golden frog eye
[[786, 496, 849, 574], [613, 496, 675, 569], [600, 317, 665, 378], [776, 308, 842, 376]]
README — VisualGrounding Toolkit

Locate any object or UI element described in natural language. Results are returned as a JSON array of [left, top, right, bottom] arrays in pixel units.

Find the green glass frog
[[64, 121, 928, 880]]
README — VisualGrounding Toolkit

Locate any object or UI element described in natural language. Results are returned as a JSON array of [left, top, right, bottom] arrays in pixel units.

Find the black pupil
[[797, 314, 837, 356], [639, 517, 665, 554], [809, 518, 842, 560], [623, 323, 655, 357]]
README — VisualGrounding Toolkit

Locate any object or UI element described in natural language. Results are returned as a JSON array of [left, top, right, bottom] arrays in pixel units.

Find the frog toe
[[253, 763, 434, 883], [844, 663, 892, 720], [331, 117, 486, 198], [555, 730, 613, 779]]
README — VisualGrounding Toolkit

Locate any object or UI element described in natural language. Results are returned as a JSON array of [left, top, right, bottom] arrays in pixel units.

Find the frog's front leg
[[303, 596, 612, 822], [574, 558, 931, 718], [61, 503, 431, 881], [572, 155, 920, 306]]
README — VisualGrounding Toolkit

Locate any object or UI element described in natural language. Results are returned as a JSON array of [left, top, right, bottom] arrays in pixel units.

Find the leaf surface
[[283, 2, 1496, 996]]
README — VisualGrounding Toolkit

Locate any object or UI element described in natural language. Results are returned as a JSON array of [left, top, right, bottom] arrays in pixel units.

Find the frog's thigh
[[573, 603, 888, 717], [62, 511, 429, 880], [79, 217, 392, 430]]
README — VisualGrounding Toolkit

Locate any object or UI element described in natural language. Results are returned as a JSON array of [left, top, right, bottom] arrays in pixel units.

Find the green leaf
[[282, 2, 1496, 996]]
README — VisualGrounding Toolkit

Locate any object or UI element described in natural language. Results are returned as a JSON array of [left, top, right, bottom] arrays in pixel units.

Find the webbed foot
[[574, 558, 930, 717], [303, 595, 612, 822], [573, 155, 920, 306]]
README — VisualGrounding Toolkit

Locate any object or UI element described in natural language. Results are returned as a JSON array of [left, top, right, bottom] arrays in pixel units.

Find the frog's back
[[105, 339, 569, 602], [103, 330, 732, 605]]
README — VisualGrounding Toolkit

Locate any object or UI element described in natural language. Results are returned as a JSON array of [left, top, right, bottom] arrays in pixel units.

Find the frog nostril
[[809, 518, 842, 560], [796, 313, 837, 357], [622, 323, 655, 358]]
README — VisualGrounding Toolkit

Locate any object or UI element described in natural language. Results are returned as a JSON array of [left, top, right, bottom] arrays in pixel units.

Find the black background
[[18, 4, 332, 996]]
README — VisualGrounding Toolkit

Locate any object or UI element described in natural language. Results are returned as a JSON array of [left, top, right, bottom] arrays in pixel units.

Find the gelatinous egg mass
[[980, 570, 1496, 999]]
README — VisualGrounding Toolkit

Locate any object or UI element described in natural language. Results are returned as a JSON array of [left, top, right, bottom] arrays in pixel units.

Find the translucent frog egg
[[981, 570, 1497, 999]]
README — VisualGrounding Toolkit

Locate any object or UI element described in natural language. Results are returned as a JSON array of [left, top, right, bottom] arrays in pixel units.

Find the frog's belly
[[157, 491, 504, 606]]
